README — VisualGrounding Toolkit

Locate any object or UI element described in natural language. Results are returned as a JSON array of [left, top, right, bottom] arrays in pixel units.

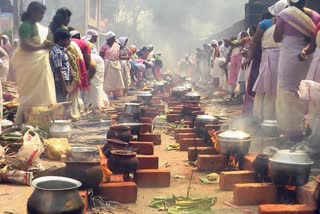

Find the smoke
[[129, 0, 248, 70]]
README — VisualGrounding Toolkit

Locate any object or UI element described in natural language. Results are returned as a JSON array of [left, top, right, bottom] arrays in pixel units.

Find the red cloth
[[72, 39, 90, 90]]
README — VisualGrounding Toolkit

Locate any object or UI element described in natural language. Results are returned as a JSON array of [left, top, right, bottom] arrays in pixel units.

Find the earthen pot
[[107, 125, 132, 143], [107, 150, 139, 175], [102, 139, 129, 158]]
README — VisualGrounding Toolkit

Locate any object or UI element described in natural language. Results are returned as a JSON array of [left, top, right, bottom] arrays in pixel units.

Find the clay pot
[[107, 125, 132, 143], [253, 154, 271, 182], [65, 161, 103, 190], [27, 176, 84, 214], [102, 139, 129, 158], [107, 150, 139, 175], [117, 112, 135, 123]]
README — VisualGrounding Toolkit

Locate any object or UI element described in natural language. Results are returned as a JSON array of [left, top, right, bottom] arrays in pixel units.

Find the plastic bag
[[0, 166, 33, 185], [44, 138, 69, 161], [298, 80, 320, 101], [17, 130, 44, 170]]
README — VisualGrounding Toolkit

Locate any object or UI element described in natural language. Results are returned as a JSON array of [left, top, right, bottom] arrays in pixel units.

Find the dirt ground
[[0, 95, 318, 214]]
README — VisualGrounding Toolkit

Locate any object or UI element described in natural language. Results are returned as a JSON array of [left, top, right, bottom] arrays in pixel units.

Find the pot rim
[[107, 139, 129, 145], [110, 125, 131, 131], [69, 146, 98, 153], [110, 150, 136, 156], [31, 176, 82, 191], [269, 149, 314, 165], [50, 120, 72, 124]]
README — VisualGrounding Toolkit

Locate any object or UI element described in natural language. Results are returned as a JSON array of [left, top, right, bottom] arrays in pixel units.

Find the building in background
[[12, 0, 106, 47]]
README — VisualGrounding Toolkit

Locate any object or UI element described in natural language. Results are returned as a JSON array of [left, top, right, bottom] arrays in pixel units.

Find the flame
[[228, 153, 239, 167], [285, 186, 297, 191], [208, 130, 219, 152]]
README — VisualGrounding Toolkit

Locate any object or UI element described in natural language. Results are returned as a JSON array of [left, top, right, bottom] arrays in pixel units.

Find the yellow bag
[[44, 138, 70, 161], [25, 102, 72, 131]]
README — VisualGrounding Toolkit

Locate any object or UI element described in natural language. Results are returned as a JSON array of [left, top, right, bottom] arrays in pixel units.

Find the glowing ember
[[285, 186, 297, 191]]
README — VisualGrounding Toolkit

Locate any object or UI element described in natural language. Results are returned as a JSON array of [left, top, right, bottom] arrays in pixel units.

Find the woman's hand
[[241, 58, 251, 70], [42, 40, 53, 49]]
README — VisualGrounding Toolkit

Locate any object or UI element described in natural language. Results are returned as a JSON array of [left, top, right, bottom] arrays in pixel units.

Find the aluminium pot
[[154, 81, 166, 93], [117, 112, 135, 123], [261, 120, 279, 137], [217, 129, 251, 155], [68, 146, 98, 162], [124, 103, 141, 114], [49, 120, 72, 139], [183, 92, 201, 103], [137, 92, 153, 105], [194, 115, 219, 129], [171, 86, 189, 99], [107, 125, 132, 143], [269, 149, 313, 186], [27, 176, 84, 214], [107, 150, 139, 175]]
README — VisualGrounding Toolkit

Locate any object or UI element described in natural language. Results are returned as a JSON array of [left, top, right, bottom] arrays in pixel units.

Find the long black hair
[[49, 13, 65, 33], [56, 7, 72, 18], [21, 1, 46, 22]]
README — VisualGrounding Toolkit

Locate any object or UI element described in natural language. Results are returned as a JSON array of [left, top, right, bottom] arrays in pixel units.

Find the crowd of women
[[6, 1, 163, 127], [183, 0, 320, 154]]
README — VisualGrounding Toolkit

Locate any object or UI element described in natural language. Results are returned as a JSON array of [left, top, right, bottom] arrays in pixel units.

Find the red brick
[[140, 123, 153, 133], [166, 114, 181, 123], [297, 186, 317, 208], [142, 112, 159, 119], [139, 117, 153, 123], [233, 183, 276, 205], [242, 154, 256, 171], [129, 141, 154, 155], [219, 170, 255, 191], [188, 147, 217, 161], [176, 133, 199, 142], [96, 182, 137, 203], [137, 155, 159, 169], [258, 204, 315, 214], [180, 138, 206, 151], [174, 128, 197, 134], [135, 169, 170, 187], [168, 101, 180, 108], [197, 154, 226, 172], [165, 96, 178, 102], [109, 174, 124, 183], [150, 104, 165, 113], [151, 97, 161, 104], [138, 134, 161, 145], [79, 190, 88, 214]]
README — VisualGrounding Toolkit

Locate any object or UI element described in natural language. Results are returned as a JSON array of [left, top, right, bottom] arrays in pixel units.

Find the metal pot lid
[[51, 120, 72, 124], [218, 129, 251, 140], [270, 149, 314, 165], [118, 123, 143, 127], [125, 103, 141, 106], [261, 120, 278, 127], [69, 147, 98, 152], [185, 92, 200, 97], [195, 115, 219, 122], [154, 81, 165, 86], [172, 86, 187, 92]]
